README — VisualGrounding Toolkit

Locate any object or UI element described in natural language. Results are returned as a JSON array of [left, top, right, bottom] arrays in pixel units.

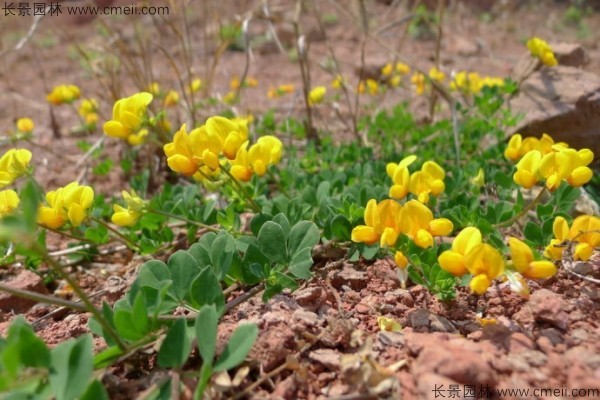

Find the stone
[[509, 66, 600, 156], [329, 267, 368, 291], [308, 349, 341, 370], [0, 271, 48, 313], [527, 289, 570, 330], [551, 42, 588, 67], [293, 286, 324, 308]]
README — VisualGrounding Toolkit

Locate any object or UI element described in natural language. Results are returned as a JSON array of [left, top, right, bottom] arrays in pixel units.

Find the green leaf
[[195, 305, 218, 364], [93, 346, 123, 369], [190, 267, 225, 311], [287, 221, 320, 257], [257, 221, 287, 264], [288, 247, 313, 279], [158, 319, 192, 369], [213, 324, 258, 372], [272, 213, 291, 238], [137, 260, 171, 290], [49, 335, 93, 400], [524, 221, 544, 245], [168, 250, 200, 302], [330, 215, 352, 241], [210, 233, 236, 279], [80, 380, 109, 400]]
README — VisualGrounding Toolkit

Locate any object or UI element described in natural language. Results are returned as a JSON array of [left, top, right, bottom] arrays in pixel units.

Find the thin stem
[[31, 242, 127, 350], [147, 209, 219, 232], [219, 165, 261, 213], [41, 224, 93, 243], [90, 217, 140, 251], [496, 187, 548, 228], [0, 282, 88, 311]]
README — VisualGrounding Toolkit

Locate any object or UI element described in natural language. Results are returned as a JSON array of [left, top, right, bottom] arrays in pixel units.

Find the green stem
[[90, 217, 140, 251], [31, 241, 127, 350], [0, 282, 88, 311], [496, 187, 547, 228], [41, 224, 93, 243], [219, 165, 261, 213], [148, 209, 219, 232]]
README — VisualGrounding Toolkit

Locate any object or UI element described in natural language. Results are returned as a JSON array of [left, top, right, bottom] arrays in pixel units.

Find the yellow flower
[[377, 316, 402, 332], [38, 182, 94, 229], [0, 190, 19, 218], [230, 76, 258, 90], [545, 216, 569, 260], [570, 215, 600, 261], [508, 237, 557, 279], [464, 243, 505, 294], [78, 99, 98, 118], [408, 161, 445, 203], [386, 155, 417, 200], [351, 199, 402, 247], [505, 133, 564, 162], [513, 150, 541, 189], [395, 62, 411, 75], [439, 227, 482, 277], [189, 78, 202, 94], [0, 149, 32, 188], [504, 134, 523, 161], [16, 118, 34, 134], [308, 86, 327, 106], [268, 84, 295, 99], [111, 190, 146, 227], [527, 37, 557, 67], [399, 200, 452, 248], [164, 90, 180, 107], [247, 136, 283, 176], [103, 92, 153, 145], [147, 82, 161, 96], [411, 72, 426, 95], [428, 67, 445, 82], [223, 91, 238, 105], [480, 76, 504, 89], [358, 79, 379, 95], [389, 75, 402, 87], [331, 75, 345, 89], [450, 71, 482, 95], [395, 250, 409, 288], [46, 84, 81, 105], [381, 63, 394, 76], [471, 168, 485, 188], [538, 147, 593, 191]]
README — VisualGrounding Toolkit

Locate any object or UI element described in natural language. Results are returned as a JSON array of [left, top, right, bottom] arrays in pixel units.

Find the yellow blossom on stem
[[38, 182, 94, 229], [46, 84, 81, 105], [0, 189, 19, 218], [538, 147, 593, 191], [111, 190, 147, 227], [399, 200, 453, 248], [78, 99, 98, 117], [381, 63, 394, 76], [411, 72, 426, 95], [308, 86, 326, 106], [428, 66, 445, 82], [450, 71, 482, 95], [16, 118, 34, 134], [164, 90, 180, 107], [513, 150, 541, 189], [189, 78, 202, 94], [570, 215, 600, 261], [438, 227, 482, 277], [147, 82, 161, 96], [408, 161, 445, 203], [331, 75, 345, 89], [545, 216, 569, 260], [247, 136, 283, 176], [527, 37, 557, 67], [471, 168, 485, 188], [0, 149, 32, 188], [464, 243, 505, 295], [351, 199, 402, 247], [386, 155, 417, 200], [508, 237, 557, 279], [268, 84, 295, 99], [395, 250, 409, 288], [103, 92, 153, 145], [395, 62, 411, 75]]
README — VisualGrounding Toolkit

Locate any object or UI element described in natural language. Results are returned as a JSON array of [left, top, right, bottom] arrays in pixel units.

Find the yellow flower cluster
[[164, 90, 180, 107], [230, 76, 258, 90], [0, 189, 19, 218], [103, 92, 153, 146], [0, 149, 32, 189], [268, 84, 294, 99], [189, 78, 202, 94], [331, 75, 345, 89], [381, 62, 411, 88], [386, 155, 445, 203], [428, 67, 446, 82], [358, 79, 379, 95], [450, 71, 504, 95], [509, 140, 593, 191], [527, 37, 557, 67], [47, 84, 81, 105], [545, 215, 600, 261], [78, 99, 99, 127], [38, 182, 94, 229], [308, 86, 326, 105], [351, 199, 453, 249], [164, 116, 282, 184], [411, 72, 426, 95], [438, 227, 504, 294], [111, 190, 147, 227], [16, 118, 34, 134]]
